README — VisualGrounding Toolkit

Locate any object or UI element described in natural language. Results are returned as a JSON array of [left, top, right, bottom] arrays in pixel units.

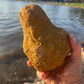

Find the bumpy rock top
[[19, 4, 71, 72]]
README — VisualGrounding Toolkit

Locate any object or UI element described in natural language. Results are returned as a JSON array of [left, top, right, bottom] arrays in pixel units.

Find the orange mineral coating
[[19, 4, 71, 72]]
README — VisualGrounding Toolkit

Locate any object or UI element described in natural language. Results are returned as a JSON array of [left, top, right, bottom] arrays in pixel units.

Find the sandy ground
[[0, 48, 84, 84]]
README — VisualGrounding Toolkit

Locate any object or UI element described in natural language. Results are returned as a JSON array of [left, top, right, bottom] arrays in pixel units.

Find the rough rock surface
[[19, 4, 71, 72]]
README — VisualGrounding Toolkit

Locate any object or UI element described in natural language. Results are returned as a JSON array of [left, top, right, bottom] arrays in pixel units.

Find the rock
[[19, 4, 71, 72]]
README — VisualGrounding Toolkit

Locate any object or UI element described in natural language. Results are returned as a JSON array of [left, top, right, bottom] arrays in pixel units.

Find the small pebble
[[10, 73, 13, 76], [23, 78, 26, 80], [14, 72, 17, 75], [8, 79, 11, 81], [29, 77, 33, 80]]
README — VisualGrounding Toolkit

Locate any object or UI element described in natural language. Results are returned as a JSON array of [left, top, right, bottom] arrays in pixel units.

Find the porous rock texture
[[19, 4, 71, 72]]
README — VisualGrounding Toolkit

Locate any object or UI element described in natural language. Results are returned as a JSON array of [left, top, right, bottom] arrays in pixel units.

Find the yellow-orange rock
[[19, 4, 71, 72]]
